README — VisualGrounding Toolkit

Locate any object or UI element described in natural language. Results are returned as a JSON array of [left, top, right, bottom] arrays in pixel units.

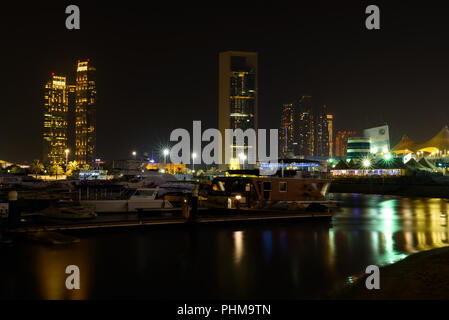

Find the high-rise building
[[315, 104, 330, 157], [327, 114, 334, 156], [297, 95, 314, 156], [75, 60, 97, 165], [43, 74, 69, 164], [279, 103, 295, 157], [347, 137, 371, 159], [335, 130, 357, 157], [67, 84, 76, 156], [218, 51, 257, 166]]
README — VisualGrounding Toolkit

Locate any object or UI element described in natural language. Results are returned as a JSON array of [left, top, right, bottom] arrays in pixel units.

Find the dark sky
[[2, 1, 449, 163]]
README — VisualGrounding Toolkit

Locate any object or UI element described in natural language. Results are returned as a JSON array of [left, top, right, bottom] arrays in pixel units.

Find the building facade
[[75, 60, 97, 165], [43, 74, 69, 164], [335, 130, 357, 157], [279, 103, 295, 157], [363, 124, 390, 155], [327, 114, 334, 156], [314, 104, 330, 157], [218, 51, 258, 167], [297, 95, 314, 156], [347, 137, 371, 159]]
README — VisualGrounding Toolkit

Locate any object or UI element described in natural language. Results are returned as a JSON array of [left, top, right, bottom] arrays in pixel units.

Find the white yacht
[[79, 187, 174, 213]]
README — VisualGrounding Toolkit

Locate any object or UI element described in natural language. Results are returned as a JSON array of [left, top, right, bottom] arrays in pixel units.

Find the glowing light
[[384, 153, 391, 160], [362, 159, 371, 167], [163, 149, 169, 156], [235, 195, 242, 200]]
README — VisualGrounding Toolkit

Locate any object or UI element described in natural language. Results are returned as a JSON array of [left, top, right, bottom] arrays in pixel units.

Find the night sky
[[2, 1, 449, 163]]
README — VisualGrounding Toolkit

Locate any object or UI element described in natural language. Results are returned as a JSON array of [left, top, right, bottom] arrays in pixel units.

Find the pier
[[7, 208, 332, 233]]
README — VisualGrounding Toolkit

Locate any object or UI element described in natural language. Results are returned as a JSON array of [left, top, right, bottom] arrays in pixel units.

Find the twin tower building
[[43, 60, 96, 166]]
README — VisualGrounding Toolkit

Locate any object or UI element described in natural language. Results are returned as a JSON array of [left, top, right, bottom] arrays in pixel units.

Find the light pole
[[163, 149, 169, 165], [132, 151, 137, 160], [239, 152, 247, 170], [192, 152, 197, 173], [64, 149, 70, 167]]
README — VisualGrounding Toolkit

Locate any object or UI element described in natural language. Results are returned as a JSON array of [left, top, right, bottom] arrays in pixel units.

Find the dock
[[7, 209, 332, 233]]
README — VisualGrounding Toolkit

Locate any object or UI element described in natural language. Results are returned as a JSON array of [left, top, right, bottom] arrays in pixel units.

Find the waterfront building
[[279, 103, 295, 157], [346, 137, 371, 159], [392, 126, 449, 158], [363, 124, 390, 155], [391, 135, 417, 156], [146, 162, 187, 174], [314, 104, 330, 157], [43, 74, 68, 164], [327, 114, 334, 156], [297, 95, 314, 156], [218, 51, 258, 167], [75, 60, 97, 165], [335, 130, 356, 157]]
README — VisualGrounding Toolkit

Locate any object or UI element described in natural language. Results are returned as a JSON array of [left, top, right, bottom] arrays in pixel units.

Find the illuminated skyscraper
[[43, 74, 68, 164], [280, 103, 295, 157], [335, 130, 357, 157], [297, 95, 314, 156], [75, 60, 97, 165], [315, 104, 330, 157], [327, 114, 334, 156], [218, 51, 257, 167]]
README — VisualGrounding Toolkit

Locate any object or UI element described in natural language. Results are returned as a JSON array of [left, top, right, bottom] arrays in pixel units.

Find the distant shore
[[330, 176, 449, 198], [328, 246, 449, 299]]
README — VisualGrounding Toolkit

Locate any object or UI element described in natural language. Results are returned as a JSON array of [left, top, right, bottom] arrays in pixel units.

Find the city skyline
[[2, 3, 449, 163], [42, 60, 96, 166]]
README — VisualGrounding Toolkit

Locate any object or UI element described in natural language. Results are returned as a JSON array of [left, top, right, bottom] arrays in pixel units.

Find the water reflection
[[1, 194, 449, 299]]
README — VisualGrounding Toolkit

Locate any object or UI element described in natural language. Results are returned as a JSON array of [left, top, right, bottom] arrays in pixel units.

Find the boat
[[38, 200, 97, 220], [200, 170, 332, 213], [78, 185, 174, 213]]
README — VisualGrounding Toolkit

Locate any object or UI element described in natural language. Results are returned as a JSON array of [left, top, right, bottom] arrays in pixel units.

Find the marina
[[1, 193, 448, 299]]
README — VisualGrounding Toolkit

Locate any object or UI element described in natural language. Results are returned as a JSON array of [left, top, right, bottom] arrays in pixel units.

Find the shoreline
[[330, 179, 449, 198], [328, 246, 449, 299]]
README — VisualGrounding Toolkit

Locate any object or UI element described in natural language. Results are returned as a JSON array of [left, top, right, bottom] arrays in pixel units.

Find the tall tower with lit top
[[43, 74, 69, 164], [75, 59, 97, 165]]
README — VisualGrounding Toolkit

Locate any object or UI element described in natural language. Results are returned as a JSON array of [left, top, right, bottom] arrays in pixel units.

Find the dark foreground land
[[330, 246, 449, 299]]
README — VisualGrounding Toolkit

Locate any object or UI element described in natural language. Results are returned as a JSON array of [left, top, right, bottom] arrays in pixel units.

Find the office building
[[75, 60, 97, 165], [315, 104, 330, 157], [335, 130, 357, 157], [43, 74, 68, 164], [297, 95, 314, 156], [347, 137, 371, 159], [327, 114, 334, 156], [218, 51, 258, 166], [363, 124, 390, 155], [279, 103, 295, 157]]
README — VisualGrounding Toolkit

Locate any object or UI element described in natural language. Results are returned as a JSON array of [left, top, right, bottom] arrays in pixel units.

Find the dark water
[[1, 193, 449, 299]]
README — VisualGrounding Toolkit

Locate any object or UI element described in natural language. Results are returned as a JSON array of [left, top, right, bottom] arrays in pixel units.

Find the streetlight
[[192, 152, 197, 173], [64, 149, 70, 167], [132, 151, 137, 159], [362, 159, 371, 168], [163, 149, 169, 165], [239, 152, 247, 170]]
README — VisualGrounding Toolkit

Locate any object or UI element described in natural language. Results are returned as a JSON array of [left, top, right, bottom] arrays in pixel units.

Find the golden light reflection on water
[[33, 244, 91, 300], [233, 231, 243, 264], [331, 195, 449, 266], [8, 194, 449, 299]]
